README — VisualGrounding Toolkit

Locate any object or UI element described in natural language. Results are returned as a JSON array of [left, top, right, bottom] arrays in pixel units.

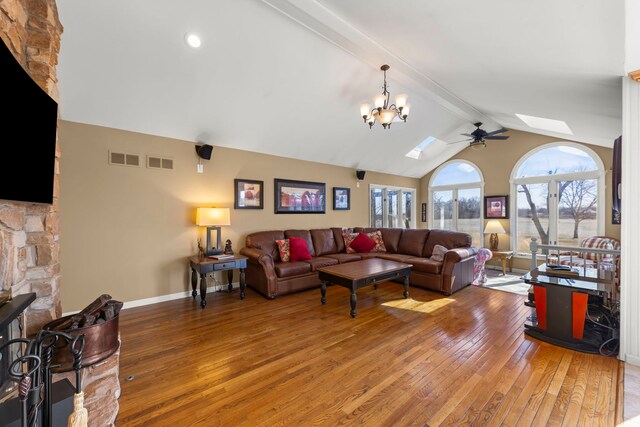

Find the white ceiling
[[56, 0, 624, 178]]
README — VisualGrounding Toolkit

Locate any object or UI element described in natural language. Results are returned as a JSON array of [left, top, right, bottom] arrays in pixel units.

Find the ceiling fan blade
[[485, 135, 510, 140], [460, 133, 473, 137], [484, 128, 508, 137]]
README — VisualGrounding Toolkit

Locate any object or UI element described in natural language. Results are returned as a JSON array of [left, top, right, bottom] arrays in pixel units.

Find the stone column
[[0, 0, 63, 334]]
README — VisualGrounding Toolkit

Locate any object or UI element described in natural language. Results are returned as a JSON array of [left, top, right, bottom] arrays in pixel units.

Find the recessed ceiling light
[[515, 113, 573, 135], [185, 33, 202, 48]]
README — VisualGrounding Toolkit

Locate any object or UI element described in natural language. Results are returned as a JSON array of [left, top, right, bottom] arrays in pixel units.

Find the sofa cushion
[[274, 261, 312, 277], [246, 230, 285, 261], [290, 236, 312, 262], [310, 229, 337, 256], [350, 232, 377, 253], [406, 257, 442, 274], [275, 239, 290, 262], [376, 253, 414, 263], [331, 228, 349, 253], [325, 253, 362, 263], [285, 230, 316, 257], [379, 228, 403, 253], [397, 229, 430, 257], [354, 227, 377, 234], [423, 229, 471, 257], [304, 256, 339, 271]]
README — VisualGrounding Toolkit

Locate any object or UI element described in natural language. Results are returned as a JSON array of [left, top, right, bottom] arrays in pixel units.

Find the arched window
[[429, 160, 484, 246], [511, 143, 605, 255]]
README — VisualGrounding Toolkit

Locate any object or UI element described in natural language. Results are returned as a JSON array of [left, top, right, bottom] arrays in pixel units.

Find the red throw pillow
[[349, 232, 377, 253], [289, 236, 312, 262]]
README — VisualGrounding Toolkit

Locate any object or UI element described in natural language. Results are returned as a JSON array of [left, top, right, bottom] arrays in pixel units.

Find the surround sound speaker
[[195, 144, 213, 160], [356, 170, 366, 180]]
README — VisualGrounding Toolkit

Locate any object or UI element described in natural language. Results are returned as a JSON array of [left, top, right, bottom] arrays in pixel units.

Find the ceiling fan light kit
[[360, 65, 410, 129]]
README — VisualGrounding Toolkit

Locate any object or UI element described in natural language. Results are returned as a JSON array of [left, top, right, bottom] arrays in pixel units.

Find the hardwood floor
[[116, 284, 621, 426]]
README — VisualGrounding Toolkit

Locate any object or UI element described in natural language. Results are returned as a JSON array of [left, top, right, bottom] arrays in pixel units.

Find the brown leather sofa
[[239, 227, 477, 299]]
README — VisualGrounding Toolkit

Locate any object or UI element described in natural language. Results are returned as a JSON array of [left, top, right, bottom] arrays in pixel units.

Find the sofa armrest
[[241, 247, 274, 266], [443, 247, 478, 265], [442, 247, 477, 276], [441, 248, 478, 295], [240, 247, 278, 297]]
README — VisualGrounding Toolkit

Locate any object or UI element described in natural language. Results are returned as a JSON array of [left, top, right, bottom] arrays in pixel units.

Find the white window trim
[[369, 184, 417, 229], [509, 142, 605, 258], [428, 159, 485, 246]]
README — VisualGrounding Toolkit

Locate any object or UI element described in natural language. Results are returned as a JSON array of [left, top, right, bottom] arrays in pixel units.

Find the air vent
[[109, 151, 140, 167], [147, 155, 174, 170]]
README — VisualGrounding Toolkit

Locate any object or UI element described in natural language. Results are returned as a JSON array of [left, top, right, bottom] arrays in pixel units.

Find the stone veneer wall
[[0, 0, 62, 335], [1, 3, 121, 425]]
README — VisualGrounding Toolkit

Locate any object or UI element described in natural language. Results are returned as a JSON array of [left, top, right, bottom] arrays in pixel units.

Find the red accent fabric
[[349, 232, 377, 253], [533, 286, 547, 330], [289, 236, 312, 262], [275, 239, 290, 262], [572, 292, 589, 339]]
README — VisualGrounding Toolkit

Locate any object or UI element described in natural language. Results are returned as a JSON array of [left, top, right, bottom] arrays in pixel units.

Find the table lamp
[[196, 207, 231, 255], [484, 220, 506, 251]]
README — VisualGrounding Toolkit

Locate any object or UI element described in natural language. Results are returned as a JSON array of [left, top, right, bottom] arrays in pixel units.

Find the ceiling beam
[[261, 0, 500, 130]]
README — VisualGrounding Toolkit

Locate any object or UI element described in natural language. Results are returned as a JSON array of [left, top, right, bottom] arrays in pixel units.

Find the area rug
[[476, 269, 530, 296]]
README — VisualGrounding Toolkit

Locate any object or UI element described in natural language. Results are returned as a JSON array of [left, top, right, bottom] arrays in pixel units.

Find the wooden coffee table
[[318, 258, 412, 318]]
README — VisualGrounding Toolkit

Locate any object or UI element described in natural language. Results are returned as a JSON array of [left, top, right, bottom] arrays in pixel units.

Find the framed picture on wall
[[484, 195, 509, 219], [274, 179, 326, 214], [234, 179, 264, 209], [333, 187, 350, 210]]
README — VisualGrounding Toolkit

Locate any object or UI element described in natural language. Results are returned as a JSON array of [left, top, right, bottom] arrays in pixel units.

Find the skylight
[[515, 114, 573, 135], [405, 136, 437, 159]]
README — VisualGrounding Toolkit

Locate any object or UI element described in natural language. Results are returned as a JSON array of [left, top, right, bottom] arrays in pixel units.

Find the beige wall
[[419, 129, 620, 270], [58, 121, 419, 311]]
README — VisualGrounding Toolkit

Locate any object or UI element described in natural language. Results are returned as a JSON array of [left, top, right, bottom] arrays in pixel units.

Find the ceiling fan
[[449, 122, 510, 148]]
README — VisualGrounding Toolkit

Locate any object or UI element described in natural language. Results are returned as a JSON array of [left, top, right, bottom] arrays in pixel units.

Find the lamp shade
[[484, 220, 506, 234], [196, 207, 231, 226]]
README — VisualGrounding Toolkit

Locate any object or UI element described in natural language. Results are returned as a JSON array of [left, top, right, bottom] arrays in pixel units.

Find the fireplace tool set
[[1, 294, 122, 427], [1, 331, 85, 427]]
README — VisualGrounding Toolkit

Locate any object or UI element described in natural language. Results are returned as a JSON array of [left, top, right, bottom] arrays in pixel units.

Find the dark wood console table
[[318, 259, 411, 318], [189, 255, 247, 308]]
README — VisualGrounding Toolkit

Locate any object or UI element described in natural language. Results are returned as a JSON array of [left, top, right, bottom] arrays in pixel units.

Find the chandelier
[[360, 64, 410, 129]]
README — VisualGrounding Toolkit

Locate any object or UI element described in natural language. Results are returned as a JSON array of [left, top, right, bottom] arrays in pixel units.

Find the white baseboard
[[63, 282, 240, 316]]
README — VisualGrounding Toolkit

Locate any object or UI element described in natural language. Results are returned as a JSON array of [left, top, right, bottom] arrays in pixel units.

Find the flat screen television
[[0, 37, 58, 204]]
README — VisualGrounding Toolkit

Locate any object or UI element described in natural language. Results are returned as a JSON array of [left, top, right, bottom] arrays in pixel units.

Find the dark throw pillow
[[289, 236, 312, 262], [349, 232, 377, 253]]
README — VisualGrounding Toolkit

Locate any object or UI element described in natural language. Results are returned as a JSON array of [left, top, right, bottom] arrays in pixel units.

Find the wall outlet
[[197, 164, 204, 173]]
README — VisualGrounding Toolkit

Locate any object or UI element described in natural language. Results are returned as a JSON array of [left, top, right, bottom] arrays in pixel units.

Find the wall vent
[[109, 151, 140, 167], [147, 155, 174, 170]]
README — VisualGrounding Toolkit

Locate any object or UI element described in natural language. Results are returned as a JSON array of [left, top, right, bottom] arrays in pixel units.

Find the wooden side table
[[189, 255, 248, 308], [489, 250, 514, 275]]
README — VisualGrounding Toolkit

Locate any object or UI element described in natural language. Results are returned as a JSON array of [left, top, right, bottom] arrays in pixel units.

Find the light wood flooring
[[116, 283, 622, 426]]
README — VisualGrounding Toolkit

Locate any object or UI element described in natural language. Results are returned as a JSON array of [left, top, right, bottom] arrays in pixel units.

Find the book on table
[[208, 254, 234, 260]]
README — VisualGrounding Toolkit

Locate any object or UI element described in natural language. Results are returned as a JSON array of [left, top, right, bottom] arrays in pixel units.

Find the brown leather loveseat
[[239, 227, 477, 299]]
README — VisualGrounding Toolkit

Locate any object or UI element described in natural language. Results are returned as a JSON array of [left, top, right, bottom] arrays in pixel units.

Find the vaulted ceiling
[[56, 0, 624, 178]]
